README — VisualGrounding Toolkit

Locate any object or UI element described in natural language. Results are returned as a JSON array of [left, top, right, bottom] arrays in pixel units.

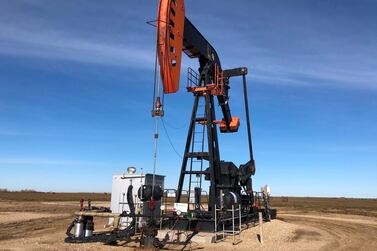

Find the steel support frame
[[176, 88, 221, 221], [175, 67, 254, 230]]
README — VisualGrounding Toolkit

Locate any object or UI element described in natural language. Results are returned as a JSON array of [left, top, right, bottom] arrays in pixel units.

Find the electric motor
[[222, 191, 241, 209], [138, 185, 163, 201]]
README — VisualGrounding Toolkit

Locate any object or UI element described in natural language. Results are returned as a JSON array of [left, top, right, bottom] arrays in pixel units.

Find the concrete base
[[157, 229, 215, 244]]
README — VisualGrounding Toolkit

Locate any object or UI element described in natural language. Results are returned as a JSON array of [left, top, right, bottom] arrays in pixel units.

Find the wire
[[152, 117, 159, 194], [151, 32, 161, 193], [161, 115, 187, 130], [161, 118, 183, 159], [152, 39, 158, 113]]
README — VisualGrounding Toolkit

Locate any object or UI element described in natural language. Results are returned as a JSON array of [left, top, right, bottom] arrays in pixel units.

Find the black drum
[[222, 191, 241, 209]]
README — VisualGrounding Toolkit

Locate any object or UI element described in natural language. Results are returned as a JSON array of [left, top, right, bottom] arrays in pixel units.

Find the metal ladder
[[185, 68, 207, 209], [187, 98, 206, 209]]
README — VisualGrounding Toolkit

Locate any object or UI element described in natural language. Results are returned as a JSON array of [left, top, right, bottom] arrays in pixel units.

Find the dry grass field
[[270, 196, 377, 217], [0, 191, 376, 250]]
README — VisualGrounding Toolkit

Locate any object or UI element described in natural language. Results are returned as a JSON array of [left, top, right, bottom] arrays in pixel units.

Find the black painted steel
[[242, 74, 254, 162]]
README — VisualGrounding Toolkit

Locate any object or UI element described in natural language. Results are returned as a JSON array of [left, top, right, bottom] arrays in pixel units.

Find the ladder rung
[[185, 171, 209, 175], [216, 185, 235, 189], [195, 117, 206, 122], [185, 152, 209, 159]]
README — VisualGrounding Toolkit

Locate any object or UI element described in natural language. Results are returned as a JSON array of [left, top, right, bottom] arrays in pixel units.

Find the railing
[[187, 67, 199, 88], [214, 204, 242, 245]]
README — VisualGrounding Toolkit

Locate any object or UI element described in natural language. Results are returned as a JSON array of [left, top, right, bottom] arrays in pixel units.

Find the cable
[[152, 117, 159, 196], [151, 34, 161, 194], [161, 115, 186, 130], [161, 118, 183, 159], [152, 31, 160, 115]]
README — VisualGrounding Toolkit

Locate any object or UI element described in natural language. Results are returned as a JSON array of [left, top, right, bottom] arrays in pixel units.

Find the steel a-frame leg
[[204, 93, 220, 217], [176, 91, 221, 221], [176, 94, 200, 203]]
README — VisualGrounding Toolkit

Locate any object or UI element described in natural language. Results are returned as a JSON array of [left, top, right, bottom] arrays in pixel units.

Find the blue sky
[[0, 0, 376, 197]]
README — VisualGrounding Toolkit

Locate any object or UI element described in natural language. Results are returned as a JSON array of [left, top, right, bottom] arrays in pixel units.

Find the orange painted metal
[[214, 117, 240, 133], [219, 116, 240, 133], [199, 117, 240, 133], [187, 84, 225, 96], [186, 64, 226, 95], [157, 0, 185, 94]]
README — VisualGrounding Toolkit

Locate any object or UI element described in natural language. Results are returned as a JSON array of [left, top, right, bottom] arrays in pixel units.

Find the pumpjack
[[65, 0, 274, 248], [153, 0, 258, 229]]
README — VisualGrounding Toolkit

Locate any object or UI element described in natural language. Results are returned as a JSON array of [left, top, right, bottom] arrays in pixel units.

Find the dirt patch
[[280, 213, 377, 226], [292, 229, 322, 241], [279, 213, 377, 251], [202, 219, 329, 251], [0, 212, 67, 224], [0, 198, 377, 250], [0, 215, 70, 242]]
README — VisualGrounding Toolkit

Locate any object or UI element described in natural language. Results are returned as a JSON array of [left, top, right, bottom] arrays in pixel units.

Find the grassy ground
[[270, 196, 377, 217], [0, 191, 376, 217]]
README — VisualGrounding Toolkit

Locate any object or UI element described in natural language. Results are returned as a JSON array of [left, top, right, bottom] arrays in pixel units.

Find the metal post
[[258, 212, 263, 244], [135, 215, 138, 235], [222, 209, 225, 240], [239, 204, 242, 232], [232, 205, 235, 244], [214, 205, 217, 241], [205, 93, 217, 215]]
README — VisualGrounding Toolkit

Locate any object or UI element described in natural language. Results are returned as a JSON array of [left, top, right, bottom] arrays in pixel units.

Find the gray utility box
[[110, 172, 164, 228]]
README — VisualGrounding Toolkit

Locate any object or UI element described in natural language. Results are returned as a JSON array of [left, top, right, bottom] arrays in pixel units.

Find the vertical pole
[[258, 212, 263, 244], [205, 93, 216, 214], [232, 205, 235, 244], [207, 94, 221, 220], [222, 211, 225, 240], [214, 204, 217, 240], [239, 204, 241, 232], [242, 74, 255, 201], [199, 123, 205, 190]]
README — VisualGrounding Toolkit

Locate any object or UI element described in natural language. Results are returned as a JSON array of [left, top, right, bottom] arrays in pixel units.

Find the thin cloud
[[0, 24, 155, 69]]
